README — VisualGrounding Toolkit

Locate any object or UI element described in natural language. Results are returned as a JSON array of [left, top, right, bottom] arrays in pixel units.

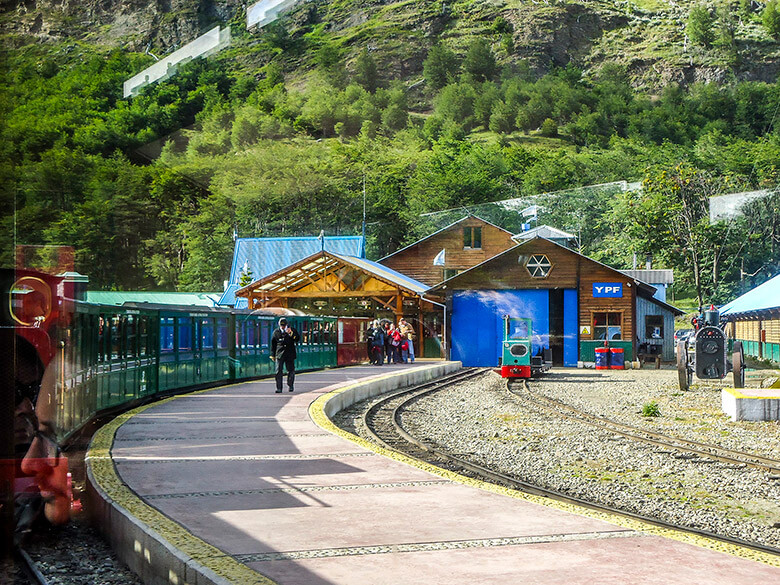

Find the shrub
[[540, 118, 558, 137], [642, 401, 661, 417]]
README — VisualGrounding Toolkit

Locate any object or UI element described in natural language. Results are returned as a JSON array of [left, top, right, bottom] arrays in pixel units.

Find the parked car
[[674, 329, 693, 343]]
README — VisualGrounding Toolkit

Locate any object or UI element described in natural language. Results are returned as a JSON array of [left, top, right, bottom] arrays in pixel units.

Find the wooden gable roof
[[428, 237, 657, 296], [379, 215, 516, 286]]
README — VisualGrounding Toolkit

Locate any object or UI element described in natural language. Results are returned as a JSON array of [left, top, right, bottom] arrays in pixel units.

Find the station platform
[[722, 385, 780, 421], [87, 362, 780, 585]]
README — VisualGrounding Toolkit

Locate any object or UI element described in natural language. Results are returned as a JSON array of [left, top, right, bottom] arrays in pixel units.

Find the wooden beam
[[266, 290, 398, 299], [298, 265, 329, 292], [371, 296, 397, 311]]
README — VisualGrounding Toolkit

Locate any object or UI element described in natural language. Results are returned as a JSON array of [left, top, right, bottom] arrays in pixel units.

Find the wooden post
[[417, 297, 424, 359]]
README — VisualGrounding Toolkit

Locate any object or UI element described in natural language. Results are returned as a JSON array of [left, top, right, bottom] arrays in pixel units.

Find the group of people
[[367, 318, 416, 365], [269, 316, 418, 394]]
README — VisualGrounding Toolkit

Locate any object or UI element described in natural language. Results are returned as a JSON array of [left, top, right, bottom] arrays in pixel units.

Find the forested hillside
[[1, 0, 779, 305]]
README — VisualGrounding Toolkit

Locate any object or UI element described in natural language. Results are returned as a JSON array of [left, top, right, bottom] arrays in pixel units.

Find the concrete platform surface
[[88, 363, 780, 585]]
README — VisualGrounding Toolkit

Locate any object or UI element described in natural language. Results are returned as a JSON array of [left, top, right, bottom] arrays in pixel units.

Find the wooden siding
[[735, 318, 780, 343], [578, 265, 635, 345], [380, 217, 515, 286], [636, 296, 675, 361]]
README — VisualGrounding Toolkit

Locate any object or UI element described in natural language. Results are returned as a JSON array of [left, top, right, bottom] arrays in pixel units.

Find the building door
[[451, 290, 549, 367]]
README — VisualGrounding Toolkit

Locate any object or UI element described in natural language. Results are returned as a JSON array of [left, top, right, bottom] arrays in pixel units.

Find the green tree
[[463, 39, 497, 83], [423, 44, 459, 91], [687, 5, 716, 48], [353, 49, 378, 93], [763, 0, 780, 39], [715, 1, 737, 54]]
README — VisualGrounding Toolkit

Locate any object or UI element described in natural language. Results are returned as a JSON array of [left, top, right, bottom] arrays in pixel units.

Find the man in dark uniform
[[271, 318, 300, 393]]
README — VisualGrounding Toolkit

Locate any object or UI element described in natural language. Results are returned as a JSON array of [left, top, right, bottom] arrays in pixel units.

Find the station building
[[721, 273, 780, 364], [427, 236, 683, 367], [223, 216, 682, 367]]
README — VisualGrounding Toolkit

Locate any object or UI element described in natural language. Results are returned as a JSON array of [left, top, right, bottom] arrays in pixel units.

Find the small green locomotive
[[500, 315, 551, 379]]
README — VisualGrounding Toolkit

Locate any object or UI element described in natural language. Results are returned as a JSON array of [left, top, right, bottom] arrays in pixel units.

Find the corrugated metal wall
[[636, 296, 675, 361]]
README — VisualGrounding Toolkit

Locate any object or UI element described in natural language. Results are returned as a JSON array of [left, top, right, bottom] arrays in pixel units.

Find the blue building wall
[[451, 289, 578, 367]]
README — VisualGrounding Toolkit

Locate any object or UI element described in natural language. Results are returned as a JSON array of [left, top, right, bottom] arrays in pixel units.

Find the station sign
[[592, 283, 623, 298]]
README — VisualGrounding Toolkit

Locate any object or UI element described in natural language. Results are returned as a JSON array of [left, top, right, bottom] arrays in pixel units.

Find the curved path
[[87, 363, 780, 585]]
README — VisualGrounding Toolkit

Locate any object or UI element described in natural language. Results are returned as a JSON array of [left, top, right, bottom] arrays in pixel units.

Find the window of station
[[443, 268, 459, 280], [525, 254, 552, 278], [593, 312, 622, 340], [645, 315, 664, 339], [463, 227, 482, 249]]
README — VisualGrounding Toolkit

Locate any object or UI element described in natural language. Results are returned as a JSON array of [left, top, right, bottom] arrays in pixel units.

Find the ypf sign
[[592, 283, 623, 298]]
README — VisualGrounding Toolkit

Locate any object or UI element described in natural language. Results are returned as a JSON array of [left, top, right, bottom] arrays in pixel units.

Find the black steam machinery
[[677, 305, 745, 391]]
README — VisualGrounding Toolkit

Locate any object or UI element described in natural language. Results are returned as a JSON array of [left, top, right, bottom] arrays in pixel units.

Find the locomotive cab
[[500, 317, 533, 378]]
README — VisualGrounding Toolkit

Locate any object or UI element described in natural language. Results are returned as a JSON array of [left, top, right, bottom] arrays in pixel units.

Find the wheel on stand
[[732, 341, 745, 389], [677, 340, 691, 391]]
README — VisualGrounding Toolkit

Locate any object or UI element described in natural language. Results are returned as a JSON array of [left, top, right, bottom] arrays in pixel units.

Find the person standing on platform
[[271, 318, 300, 393], [398, 318, 415, 363]]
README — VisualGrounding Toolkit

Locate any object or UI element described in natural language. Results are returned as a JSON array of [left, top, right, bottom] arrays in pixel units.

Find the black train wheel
[[677, 340, 691, 391], [732, 341, 745, 389]]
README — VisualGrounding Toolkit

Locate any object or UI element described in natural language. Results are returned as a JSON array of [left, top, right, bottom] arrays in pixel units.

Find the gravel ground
[[391, 367, 780, 548]]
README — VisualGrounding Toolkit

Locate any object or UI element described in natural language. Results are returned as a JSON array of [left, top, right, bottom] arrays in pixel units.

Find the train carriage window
[[593, 312, 622, 340], [302, 320, 309, 345], [110, 315, 122, 360], [125, 315, 137, 359], [247, 322, 256, 349], [161, 318, 175, 352], [217, 318, 229, 349], [201, 319, 215, 350], [260, 321, 270, 348], [98, 315, 108, 362], [178, 318, 193, 351], [138, 318, 146, 357], [507, 320, 530, 340]]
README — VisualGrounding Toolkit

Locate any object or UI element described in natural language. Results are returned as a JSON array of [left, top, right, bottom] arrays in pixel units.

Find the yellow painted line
[[309, 370, 780, 567], [88, 391, 279, 585], [723, 386, 780, 400]]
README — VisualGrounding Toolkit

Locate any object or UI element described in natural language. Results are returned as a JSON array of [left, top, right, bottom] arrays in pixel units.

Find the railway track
[[513, 379, 780, 475], [360, 368, 780, 558], [15, 547, 49, 585]]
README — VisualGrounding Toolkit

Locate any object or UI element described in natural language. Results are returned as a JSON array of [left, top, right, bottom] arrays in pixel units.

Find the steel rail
[[15, 547, 49, 585], [516, 380, 780, 475]]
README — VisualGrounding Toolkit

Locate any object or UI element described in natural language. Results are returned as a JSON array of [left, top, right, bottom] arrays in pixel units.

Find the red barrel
[[595, 347, 609, 369], [609, 347, 625, 370]]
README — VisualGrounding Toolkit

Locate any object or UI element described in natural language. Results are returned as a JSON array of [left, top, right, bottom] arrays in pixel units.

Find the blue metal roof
[[720, 274, 780, 316], [218, 236, 365, 306]]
